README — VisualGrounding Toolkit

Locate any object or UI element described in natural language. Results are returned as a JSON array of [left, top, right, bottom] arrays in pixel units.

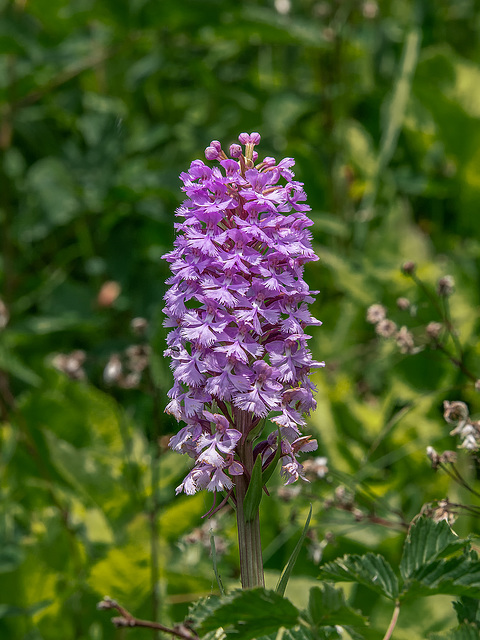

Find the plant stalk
[[233, 409, 265, 589]]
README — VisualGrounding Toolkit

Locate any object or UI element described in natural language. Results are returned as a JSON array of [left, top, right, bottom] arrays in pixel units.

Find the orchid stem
[[234, 409, 265, 589]]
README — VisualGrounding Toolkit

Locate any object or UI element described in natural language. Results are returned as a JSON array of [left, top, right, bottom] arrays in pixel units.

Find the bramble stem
[[234, 409, 265, 589]]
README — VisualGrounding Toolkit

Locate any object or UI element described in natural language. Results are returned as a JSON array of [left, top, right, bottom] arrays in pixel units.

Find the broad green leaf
[[243, 454, 264, 523], [276, 506, 312, 597], [400, 517, 466, 581], [319, 553, 399, 601], [190, 589, 300, 639]]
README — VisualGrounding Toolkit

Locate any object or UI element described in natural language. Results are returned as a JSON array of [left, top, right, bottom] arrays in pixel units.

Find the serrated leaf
[[276, 505, 312, 597], [190, 589, 299, 640], [307, 584, 367, 629], [401, 553, 480, 600], [257, 627, 316, 640], [400, 517, 467, 581], [243, 454, 264, 523], [429, 623, 480, 640], [318, 553, 399, 600], [453, 597, 480, 626]]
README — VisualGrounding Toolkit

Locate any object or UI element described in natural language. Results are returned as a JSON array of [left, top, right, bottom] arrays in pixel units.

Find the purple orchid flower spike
[[162, 132, 324, 502]]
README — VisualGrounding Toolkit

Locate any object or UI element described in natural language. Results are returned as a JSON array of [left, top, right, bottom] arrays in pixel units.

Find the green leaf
[[307, 584, 368, 629], [429, 623, 480, 640], [453, 597, 480, 626], [189, 588, 300, 640], [257, 628, 316, 640], [0, 599, 52, 620], [0, 342, 41, 386], [276, 505, 312, 597], [401, 552, 480, 600], [318, 553, 399, 601], [0, 544, 24, 573], [243, 454, 264, 523], [400, 517, 467, 581], [210, 533, 225, 596]]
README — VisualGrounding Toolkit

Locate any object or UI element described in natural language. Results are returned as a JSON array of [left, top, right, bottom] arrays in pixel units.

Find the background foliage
[[1, 0, 480, 638]]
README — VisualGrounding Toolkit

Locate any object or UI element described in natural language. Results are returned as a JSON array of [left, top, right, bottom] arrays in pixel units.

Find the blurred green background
[[1, 0, 480, 638]]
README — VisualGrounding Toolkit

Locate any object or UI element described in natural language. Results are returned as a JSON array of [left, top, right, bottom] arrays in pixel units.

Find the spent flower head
[[163, 133, 324, 496]]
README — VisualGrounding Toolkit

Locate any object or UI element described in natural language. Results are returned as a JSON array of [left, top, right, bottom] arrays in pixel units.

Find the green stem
[[382, 601, 400, 640], [233, 409, 265, 589]]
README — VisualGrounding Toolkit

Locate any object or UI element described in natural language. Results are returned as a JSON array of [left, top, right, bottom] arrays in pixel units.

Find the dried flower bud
[[125, 344, 150, 372], [375, 318, 397, 338], [439, 450, 457, 464], [131, 317, 148, 336], [119, 372, 141, 389], [437, 275, 455, 297], [401, 261, 416, 275], [277, 486, 301, 502], [97, 281, 121, 308], [475, 379, 480, 393], [395, 326, 415, 354], [426, 445, 440, 469], [426, 321, 443, 341], [366, 303, 386, 324], [443, 400, 469, 425], [51, 350, 86, 380], [0, 298, 9, 330], [362, 0, 378, 18], [302, 456, 328, 480], [432, 498, 457, 525], [103, 354, 122, 384], [396, 297, 410, 311]]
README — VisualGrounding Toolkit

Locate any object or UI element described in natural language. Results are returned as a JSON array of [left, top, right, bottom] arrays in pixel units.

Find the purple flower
[[163, 133, 324, 495]]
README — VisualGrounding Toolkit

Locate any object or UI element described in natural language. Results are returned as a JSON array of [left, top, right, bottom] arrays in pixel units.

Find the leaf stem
[[382, 601, 401, 640]]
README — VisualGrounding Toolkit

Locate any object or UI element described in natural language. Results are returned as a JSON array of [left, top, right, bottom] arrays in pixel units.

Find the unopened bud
[[396, 297, 410, 311], [401, 261, 416, 275], [475, 380, 480, 393], [229, 144, 242, 158], [437, 275, 455, 297], [205, 146, 220, 161]]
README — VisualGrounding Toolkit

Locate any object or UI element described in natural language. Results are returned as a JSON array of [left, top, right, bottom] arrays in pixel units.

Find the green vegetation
[[1, 0, 480, 638]]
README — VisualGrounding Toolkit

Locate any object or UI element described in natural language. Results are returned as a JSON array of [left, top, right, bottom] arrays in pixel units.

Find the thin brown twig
[[97, 597, 198, 639]]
